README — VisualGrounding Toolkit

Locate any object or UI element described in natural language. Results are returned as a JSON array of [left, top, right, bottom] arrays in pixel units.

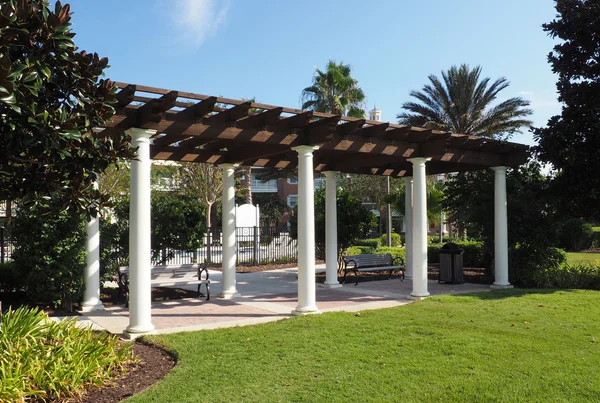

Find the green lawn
[[131, 290, 600, 402], [566, 252, 600, 264]]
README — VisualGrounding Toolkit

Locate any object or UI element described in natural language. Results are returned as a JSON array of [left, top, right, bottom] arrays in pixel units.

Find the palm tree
[[397, 64, 532, 139], [301, 60, 366, 118]]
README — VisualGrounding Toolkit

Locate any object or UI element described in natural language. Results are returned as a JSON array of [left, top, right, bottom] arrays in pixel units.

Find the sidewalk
[[79, 265, 490, 337]]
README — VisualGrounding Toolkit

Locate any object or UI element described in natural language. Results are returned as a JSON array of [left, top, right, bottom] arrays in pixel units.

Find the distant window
[[288, 195, 298, 208], [287, 178, 298, 185], [314, 177, 326, 189]]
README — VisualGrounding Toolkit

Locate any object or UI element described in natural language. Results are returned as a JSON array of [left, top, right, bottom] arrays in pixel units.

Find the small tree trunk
[[206, 202, 212, 264]]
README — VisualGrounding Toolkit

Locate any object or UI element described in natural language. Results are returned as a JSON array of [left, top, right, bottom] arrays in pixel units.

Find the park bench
[[117, 262, 211, 307], [342, 253, 405, 286]]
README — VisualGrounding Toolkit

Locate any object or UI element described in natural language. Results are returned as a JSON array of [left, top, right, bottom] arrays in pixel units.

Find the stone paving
[[80, 265, 491, 337]]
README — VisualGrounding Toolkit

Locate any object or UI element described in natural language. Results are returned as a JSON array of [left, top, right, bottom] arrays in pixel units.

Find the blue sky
[[68, 0, 560, 146]]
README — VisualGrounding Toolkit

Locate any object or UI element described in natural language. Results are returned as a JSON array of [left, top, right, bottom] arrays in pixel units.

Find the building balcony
[[251, 179, 278, 193]]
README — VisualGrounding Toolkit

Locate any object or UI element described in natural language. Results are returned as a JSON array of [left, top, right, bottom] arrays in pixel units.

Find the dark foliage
[[443, 162, 565, 285], [0, 1, 134, 215], [289, 187, 376, 259], [103, 193, 206, 266], [10, 197, 86, 309], [533, 0, 600, 221]]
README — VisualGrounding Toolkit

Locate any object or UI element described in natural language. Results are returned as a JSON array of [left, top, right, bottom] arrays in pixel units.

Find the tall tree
[[533, 0, 600, 221], [301, 60, 366, 118], [0, 0, 134, 214], [397, 64, 532, 139]]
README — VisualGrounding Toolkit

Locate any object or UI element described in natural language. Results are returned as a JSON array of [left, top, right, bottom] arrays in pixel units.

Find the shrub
[[380, 232, 401, 247], [11, 197, 86, 310], [534, 262, 600, 290], [427, 240, 485, 267], [354, 238, 381, 249], [558, 218, 594, 251], [510, 246, 567, 287], [377, 246, 406, 262], [344, 246, 376, 256], [0, 307, 134, 402]]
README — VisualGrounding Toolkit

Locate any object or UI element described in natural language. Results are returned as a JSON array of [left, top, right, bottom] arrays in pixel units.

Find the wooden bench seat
[[342, 253, 405, 286]]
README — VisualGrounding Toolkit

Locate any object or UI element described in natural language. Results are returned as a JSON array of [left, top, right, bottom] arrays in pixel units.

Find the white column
[[322, 171, 341, 288], [125, 128, 157, 338], [292, 145, 320, 315], [219, 163, 240, 299], [404, 177, 413, 280], [81, 201, 104, 312], [491, 166, 513, 289], [408, 158, 430, 298]]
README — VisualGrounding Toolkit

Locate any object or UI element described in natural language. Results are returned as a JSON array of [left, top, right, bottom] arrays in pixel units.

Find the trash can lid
[[441, 242, 463, 254]]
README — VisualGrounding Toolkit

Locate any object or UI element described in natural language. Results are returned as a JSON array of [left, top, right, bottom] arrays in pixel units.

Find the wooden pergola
[[85, 82, 525, 337], [101, 83, 530, 176]]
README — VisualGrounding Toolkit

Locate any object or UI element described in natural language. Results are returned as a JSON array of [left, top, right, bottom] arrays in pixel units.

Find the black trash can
[[439, 242, 464, 284]]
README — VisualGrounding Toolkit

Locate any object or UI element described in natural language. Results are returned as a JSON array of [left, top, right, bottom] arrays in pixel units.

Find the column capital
[[218, 163, 238, 171], [126, 128, 157, 141], [292, 145, 319, 154], [407, 157, 431, 165], [323, 170, 339, 177], [403, 176, 413, 181], [492, 166, 508, 173]]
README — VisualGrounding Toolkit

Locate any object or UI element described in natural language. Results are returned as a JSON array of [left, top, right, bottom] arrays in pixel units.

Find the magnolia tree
[[0, 1, 133, 214]]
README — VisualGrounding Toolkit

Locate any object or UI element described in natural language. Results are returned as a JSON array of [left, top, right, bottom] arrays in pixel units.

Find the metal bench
[[116, 263, 211, 306], [342, 253, 405, 286]]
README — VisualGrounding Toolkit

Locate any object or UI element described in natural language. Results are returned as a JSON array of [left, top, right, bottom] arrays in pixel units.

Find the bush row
[[534, 262, 600, 290]]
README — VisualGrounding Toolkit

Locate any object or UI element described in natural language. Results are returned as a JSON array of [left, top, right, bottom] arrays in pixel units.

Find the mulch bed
[[69, 340, 176, 403]]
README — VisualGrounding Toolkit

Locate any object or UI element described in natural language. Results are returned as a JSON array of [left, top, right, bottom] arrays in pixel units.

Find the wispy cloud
[[163, 0, 230, 49], [518, 90, 561, 112]]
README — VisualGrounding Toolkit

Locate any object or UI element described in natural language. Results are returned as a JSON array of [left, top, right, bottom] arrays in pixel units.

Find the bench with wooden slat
[[117, 263, 210, 307], [342, 253, 405, 286]]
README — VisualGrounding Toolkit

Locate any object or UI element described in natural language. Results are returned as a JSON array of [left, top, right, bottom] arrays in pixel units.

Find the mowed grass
[[566, 252, 600, 264], [130, 290, 600, 403]]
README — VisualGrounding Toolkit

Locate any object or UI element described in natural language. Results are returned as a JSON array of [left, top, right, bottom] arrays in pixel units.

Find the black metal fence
[[2, 226, 297, 267], [0, 227, 14, 263], [151, 226, 297, 266]]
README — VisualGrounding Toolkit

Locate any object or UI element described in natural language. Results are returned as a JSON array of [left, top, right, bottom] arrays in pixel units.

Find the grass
[[130, 289, 600, 402], [566, 252, 600, 264]]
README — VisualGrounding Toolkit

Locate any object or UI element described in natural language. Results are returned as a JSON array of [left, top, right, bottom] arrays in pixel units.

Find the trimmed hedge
[[354, 238, 382, 249], [344, 246, 376, 256], [427, 240, 485, 267], [380, 233, 402, 247], [344, 246, 406, 263]]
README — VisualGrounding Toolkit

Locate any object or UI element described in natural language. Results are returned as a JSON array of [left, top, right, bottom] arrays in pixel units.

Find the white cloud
[[164, 0, 230, 49]]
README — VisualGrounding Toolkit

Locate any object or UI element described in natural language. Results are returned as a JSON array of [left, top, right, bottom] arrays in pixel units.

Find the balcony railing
[[251, 179, 278, 193]]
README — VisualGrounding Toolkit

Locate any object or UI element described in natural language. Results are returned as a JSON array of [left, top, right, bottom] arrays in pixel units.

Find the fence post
[[0, 226, 4, 264], [206, 228, 212, 264], [253, 226, 259, 264]]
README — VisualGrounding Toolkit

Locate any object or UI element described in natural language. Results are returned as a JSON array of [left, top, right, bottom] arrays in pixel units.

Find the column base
[[491, 284, 514, 290], [79, 302, 105, 313], [218, 291, 241, 299], [291, 306, 320, 316], [124, 324, 156, 340], [320, 282, 342, 289], [408, 292, 430, 300]]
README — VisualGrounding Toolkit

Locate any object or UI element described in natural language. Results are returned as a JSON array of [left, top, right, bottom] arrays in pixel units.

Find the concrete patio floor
[[80, 264, 491, 337]]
